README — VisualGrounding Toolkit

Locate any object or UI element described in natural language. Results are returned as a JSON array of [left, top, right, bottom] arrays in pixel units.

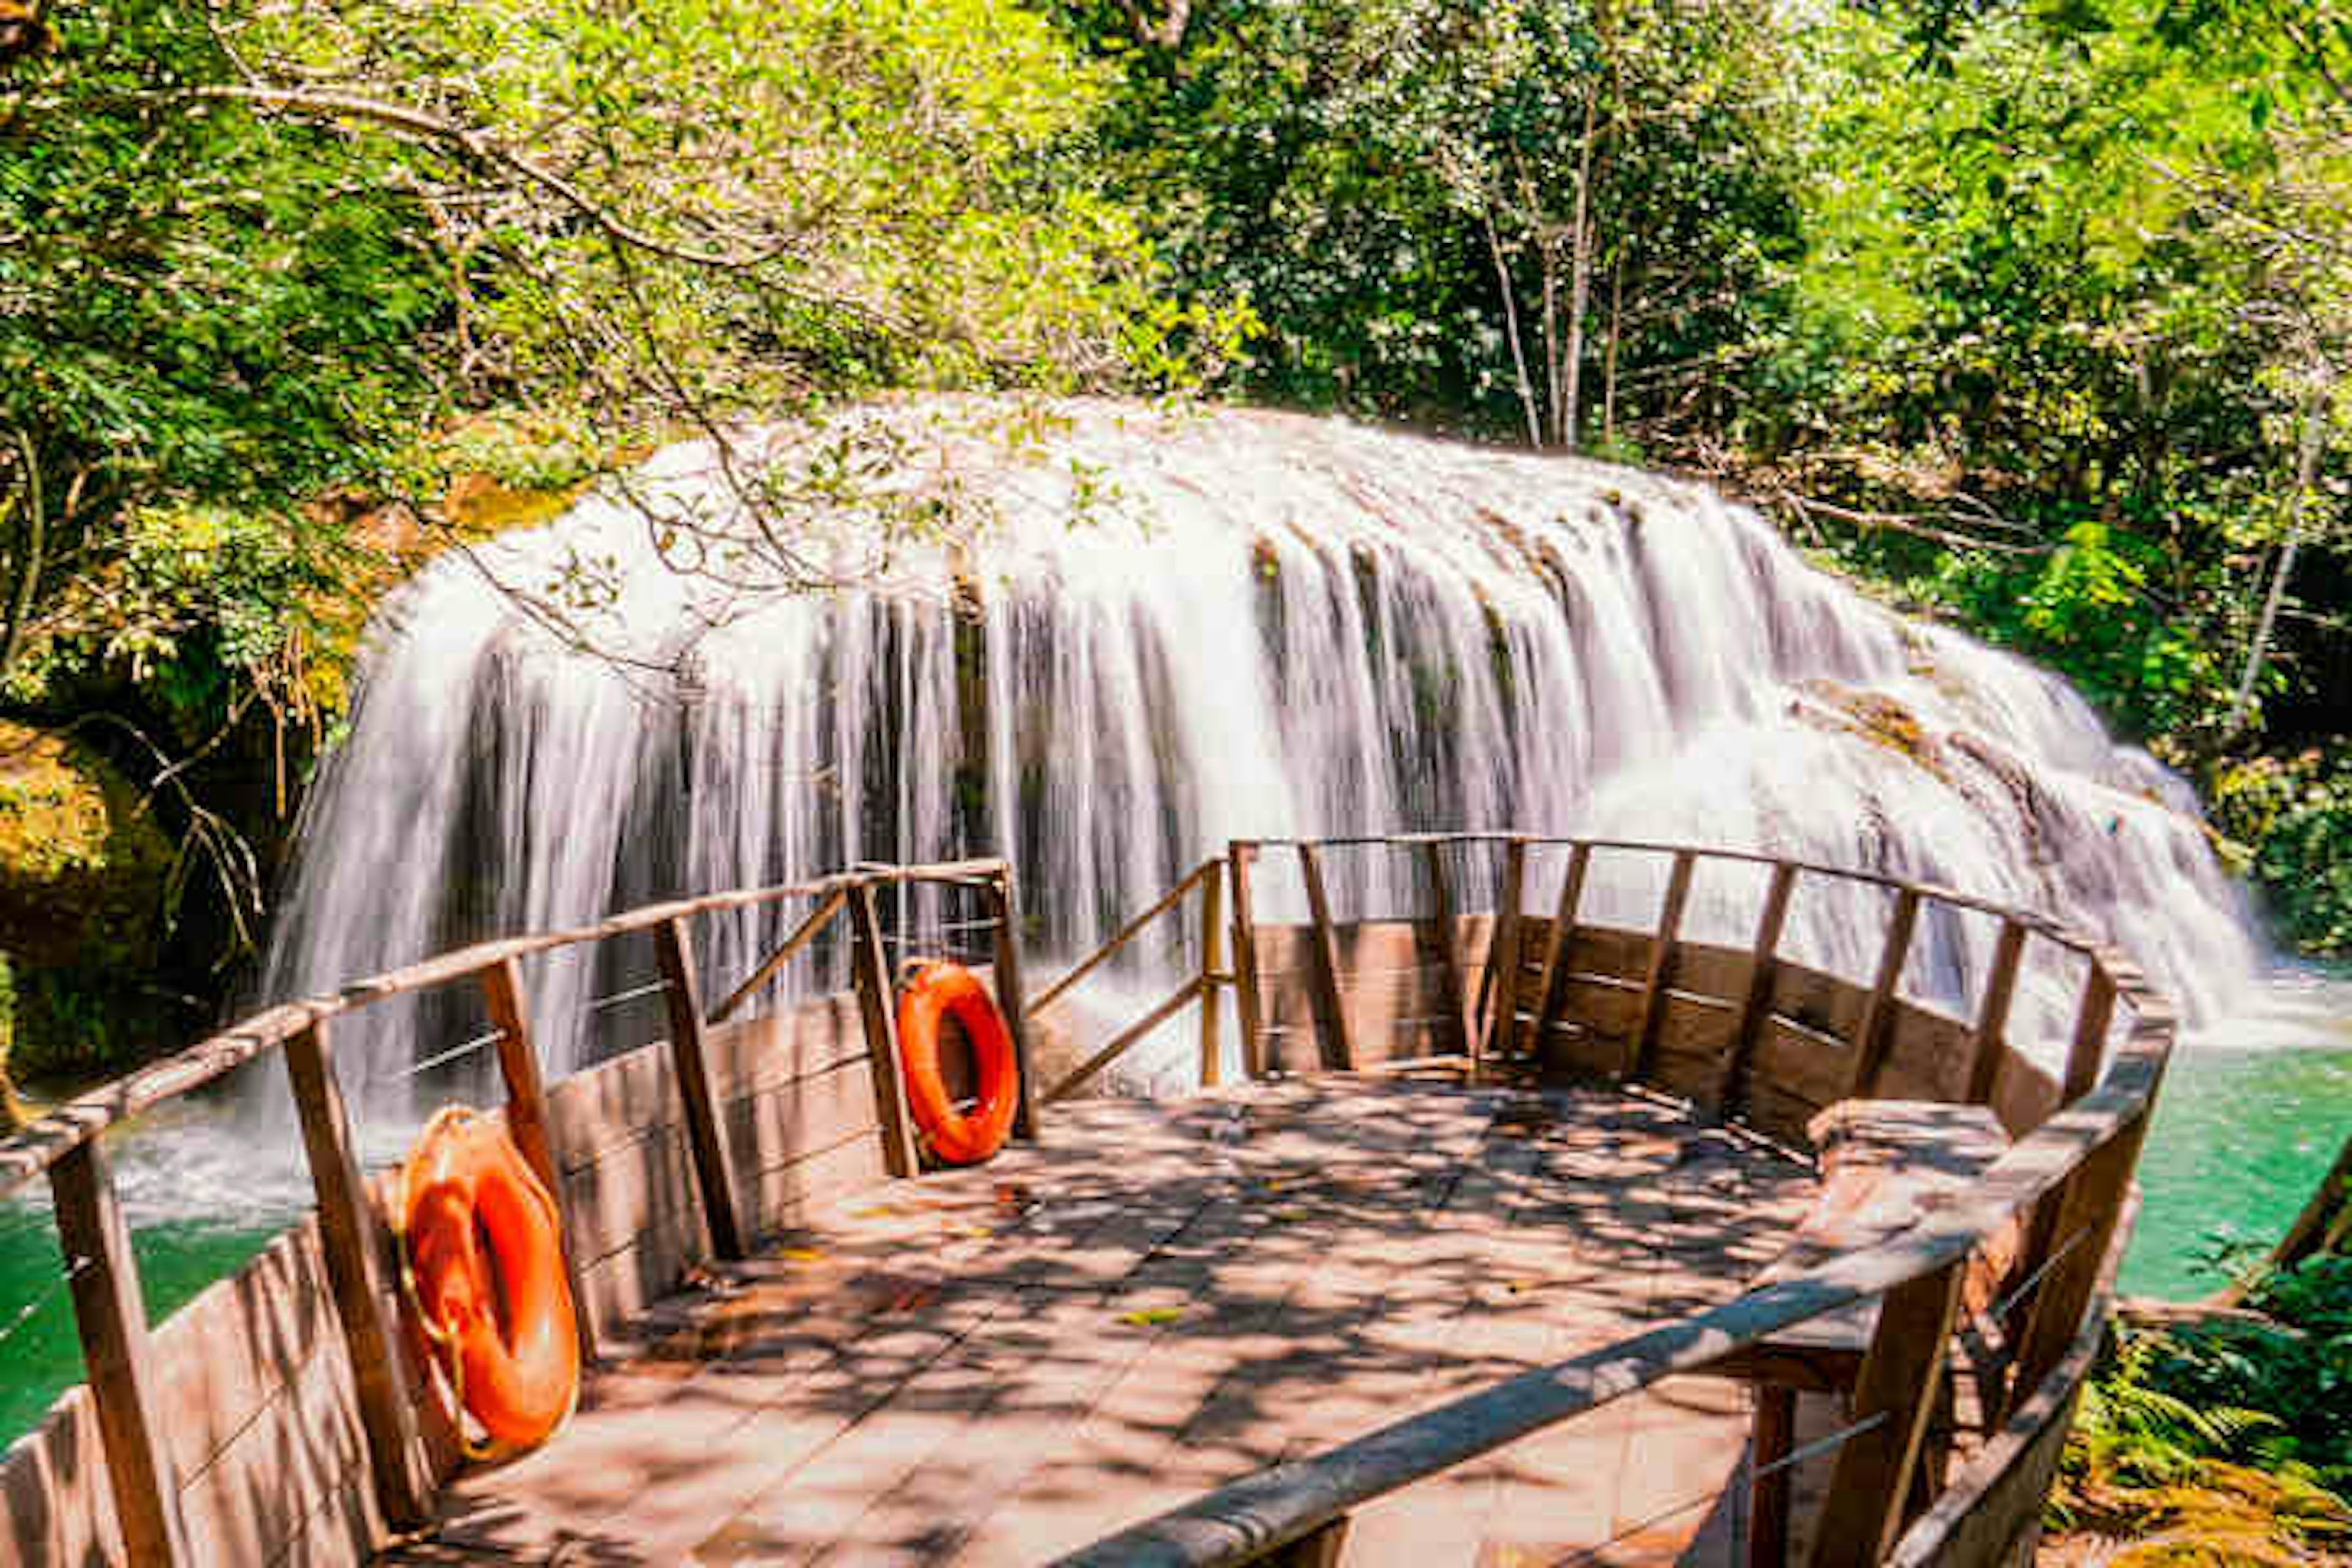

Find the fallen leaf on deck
[[1118, 1306, 1186, 1327], [777, 1246, 826, 1264]]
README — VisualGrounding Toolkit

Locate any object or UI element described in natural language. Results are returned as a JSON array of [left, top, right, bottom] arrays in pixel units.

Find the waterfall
[[263, 399, 2258, 1109]]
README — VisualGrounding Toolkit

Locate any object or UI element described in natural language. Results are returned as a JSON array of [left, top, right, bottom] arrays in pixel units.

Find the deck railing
[[1052, 832, 2173, 1568], [0, 856, 1036, 1568]]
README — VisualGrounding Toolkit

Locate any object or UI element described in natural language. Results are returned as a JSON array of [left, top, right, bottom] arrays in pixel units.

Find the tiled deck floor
[[383, 1073, 1820, 1566]]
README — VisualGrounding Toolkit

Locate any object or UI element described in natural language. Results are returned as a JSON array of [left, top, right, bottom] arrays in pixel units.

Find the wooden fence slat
[[1296, 843, 1356, 1071], [990, 872, 1043, 1140], [1964, 919, 2028, 1106], [2007, 1115, 2144, 1419], [1477, 837, 1529, 1066], [1047, 978, 1209, 1102], [1418, 840, 1474, 1057], [481, 956, 598, 1363], [1629, 849, 1697, 1081], [283, 1018, 431, 1531], [2062, 962, 2119, 1105], [709, 888, 846, 1025], [1722, 862, 1797, 1113], [1229, 843, 1267, 1080], [1849, 887, 1923, 1098], [1530, 841, 1593, 1066], [656, 916, 746, 1259], [1199, 860, 1226, 1088], [1025, 859, 1217, 1019], [1807, 1258, 1968, 1568], [849, 884, 923, 1176], [50, 1138, 195, 1567]]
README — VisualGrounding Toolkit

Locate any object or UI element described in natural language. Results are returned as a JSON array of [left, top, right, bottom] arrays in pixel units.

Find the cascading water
[[262, 398, 2259, 1108]]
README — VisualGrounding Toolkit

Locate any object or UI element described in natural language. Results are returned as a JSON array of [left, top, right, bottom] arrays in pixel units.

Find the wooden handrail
[[1025, 858, 1221, 1019], [0, 856, 1011, 1202]]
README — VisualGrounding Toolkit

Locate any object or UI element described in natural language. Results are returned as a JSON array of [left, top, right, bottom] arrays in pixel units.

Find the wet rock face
[[0, 720, 174, 1082]]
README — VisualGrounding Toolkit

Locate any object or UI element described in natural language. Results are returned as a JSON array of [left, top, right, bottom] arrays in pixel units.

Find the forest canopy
[[0, 0, 2347, 1058]]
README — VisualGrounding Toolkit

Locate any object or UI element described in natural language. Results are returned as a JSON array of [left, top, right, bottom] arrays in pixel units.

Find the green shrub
[[2211, 745, 2352, 956]]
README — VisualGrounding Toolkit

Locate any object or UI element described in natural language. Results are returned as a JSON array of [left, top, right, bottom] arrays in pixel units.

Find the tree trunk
[[2226, 390, 2324, 739], [1, 428, 45, 688], [1482, 207, 1542, 450], [1559, 83, 1600, 451], [1602, 248, 1626, 448]]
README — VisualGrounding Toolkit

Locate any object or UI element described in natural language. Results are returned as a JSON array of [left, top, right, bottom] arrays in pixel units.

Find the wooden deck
[[381, 1073, 1819, 1567]]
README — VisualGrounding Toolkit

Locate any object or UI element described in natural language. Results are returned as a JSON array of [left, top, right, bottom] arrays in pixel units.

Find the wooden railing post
[[1420, 839, 1473, 1057], [2061, 961, 2119, 1105], [1198, 859, 1227, 1088], [1477, 835, 1529, 1066], [1297, 842, 1356, 1071], [989, 869, 1044, 1140], [1269, 1514, 1351, 1566], [284, 1017, 431, 1532], [1529, 840, 1593, 1069], [1964, 918, 2028, 1107], [481, 957, 598, 1362], [850, 883, 923, 1176], [1229, 842, 1267, 1080], [48, 1137, 195, 1567], [2007, 1114, 2144, 1417], [655, 916, 747, 1259], [1629, 848, 1697, 1082], [1848, 886, 1923, 1097], [1808, 1258, 1967, 1568], [1722, 861, 1796, 1113]]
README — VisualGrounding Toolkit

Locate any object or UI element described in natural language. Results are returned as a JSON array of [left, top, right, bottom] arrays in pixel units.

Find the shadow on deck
[[381, 1073, 1818, 1567]]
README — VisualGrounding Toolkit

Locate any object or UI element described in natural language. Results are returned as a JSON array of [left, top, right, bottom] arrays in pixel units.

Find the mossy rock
[[0, 723, 176, 1082]]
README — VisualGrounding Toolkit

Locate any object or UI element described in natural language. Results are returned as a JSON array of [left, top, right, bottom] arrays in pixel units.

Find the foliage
[[2210, 744, 2352, 952]]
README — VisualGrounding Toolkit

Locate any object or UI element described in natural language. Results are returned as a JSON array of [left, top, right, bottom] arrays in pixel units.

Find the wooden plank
[[1964, 919, 2028, 1107], [709, 888, 846, 1025], [1047, 978, 1208, 1102], [282, 1017, 430, 1531], [1564, 924, 1654, 986], [1872, 1003, 1975, 1106], [992, 871, 1044, 1140], [2062, 962, 2119, 1105], [2007, 1117, 2144, 1419], [482, 956, 598, 1365], [1628, 849, 1697, 1082], [1530, 842, 1592, 1068], [1477, 837, 1529, 1065], [1229, 843, 1267, 1080], [1198, 859, 1226, 1088], [1419, 839, 1474, 1056], [1750, 1384, 1795, 1568], [1722, 861, 1797, 1114], [1807, 1257, 1966, 1568], [848, 884, 922, 1177], [48, 1138, 195, 1567], [657, 917, 747, 1260], [1847, 887, 1922, 1098], [1296, 843, 1355, 1071]]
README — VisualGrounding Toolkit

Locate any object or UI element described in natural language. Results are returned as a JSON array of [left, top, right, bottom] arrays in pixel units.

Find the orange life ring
[[895, 961, 1020, 1165], [399, 1107, 580, 1453]]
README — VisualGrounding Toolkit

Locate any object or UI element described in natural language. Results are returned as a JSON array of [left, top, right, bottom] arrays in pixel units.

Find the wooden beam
[[1722, 862, 1797, 1114], [1477, 837, 1529, 1066], [656, 916, 746, 1259], [2007, 1117, 2144, 1419], [1629, 849, 1697, 1082], [1273, 1514, 1351, 1567], [1420, 839, 1474, 1057], [2061, 962, 2118, 1106], [1749, 1384, 1796, 1568], [1025, 859, 1218, 1019], [284, 1018, 431, 1531], [1047, 977, 1209, 1102], [1229, 842, 1267, 1080], [1808, 1258, 1967, 1568], [1964, 919, 2028, 1107], [49, 1137, 195, 1567], [481, 957, 598, 1363], [1197, 859, 1226, 1088], [849, 884, 922, 1176], [1529, 841, 1593, 1068], [1296, 843, 1356, 1071], [989, 871, 1044, 1140], [709, 888, 846, 1025], [1848, 886, 1923, 1098]]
